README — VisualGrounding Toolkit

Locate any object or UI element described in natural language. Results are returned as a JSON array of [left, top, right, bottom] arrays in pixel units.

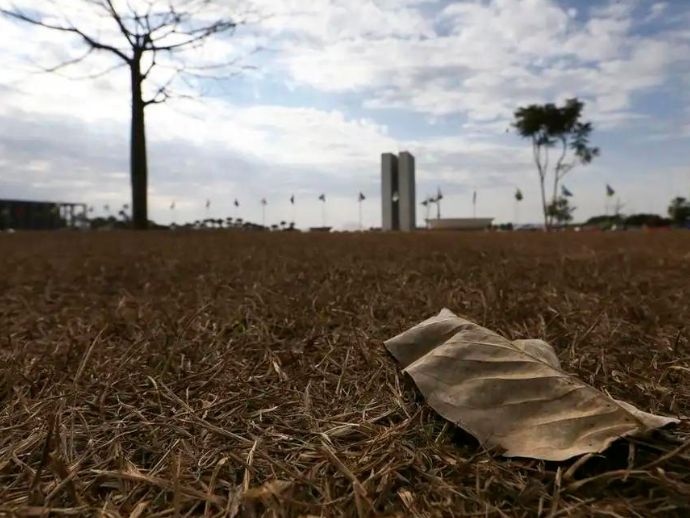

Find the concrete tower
[[398, 151, 416, 231], [381, 151, 416, 231], [381, 153, 398, 231]]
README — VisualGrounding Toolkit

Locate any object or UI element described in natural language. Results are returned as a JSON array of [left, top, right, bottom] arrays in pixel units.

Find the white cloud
[[272, 0, 688, 131], [645, 2, 668, 22]]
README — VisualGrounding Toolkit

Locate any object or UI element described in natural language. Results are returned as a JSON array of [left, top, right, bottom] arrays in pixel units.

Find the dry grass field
[[1, 230, 690, 517]]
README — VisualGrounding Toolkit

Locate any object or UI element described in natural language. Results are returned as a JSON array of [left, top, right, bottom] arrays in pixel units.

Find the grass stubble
[[0, 230, 689, 517]]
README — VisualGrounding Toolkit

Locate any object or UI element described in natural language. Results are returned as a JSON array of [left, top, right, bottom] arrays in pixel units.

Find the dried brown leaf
[[385, 308, 678, 461]]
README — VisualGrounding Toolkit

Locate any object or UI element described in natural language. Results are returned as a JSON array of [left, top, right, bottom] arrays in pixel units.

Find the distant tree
[[624, 213, 671, 228], [546, 197, 575, 226], [513, 98, 599, 229], [584, 214, 623, 229], [668, 197, 690, 225], [1, 1, 253, 229]]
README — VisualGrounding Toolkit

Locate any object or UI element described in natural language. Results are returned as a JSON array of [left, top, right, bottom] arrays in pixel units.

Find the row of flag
[[421, 188, 444, 207], [167, 193, 371, 229], [513, 184, 616, 201], [169, 192, 368, 210], [98, 184, 617, 214], [422, 188, 481, 207], [100, 204, 128, 211]]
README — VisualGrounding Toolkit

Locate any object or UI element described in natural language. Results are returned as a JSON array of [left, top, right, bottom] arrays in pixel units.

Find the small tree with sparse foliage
[[513, 98, 599, 229]]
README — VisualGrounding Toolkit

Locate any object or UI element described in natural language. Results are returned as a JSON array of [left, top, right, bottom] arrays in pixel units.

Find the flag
[[234, 199, 239, 207], [561, 185, 573, 197], [473, 191, 477, 204], [436, 188, 443, 201], [515, 188, 523, 202], [421, 199, 429, 207], [358, 192, 365, 202], [318, 193, 326, 202], [170, 201, 175, 210], [261, 198, 267, 206], [606, 184, 615, 197], [290, 194, 295, 205], [205, 199, 211, 209]]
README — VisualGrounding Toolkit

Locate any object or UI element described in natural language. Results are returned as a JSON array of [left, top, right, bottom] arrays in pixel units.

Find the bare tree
[[1, 0, 252, 229]]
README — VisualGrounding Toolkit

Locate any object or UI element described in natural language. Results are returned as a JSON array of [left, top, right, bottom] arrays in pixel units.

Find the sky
[[0, 0, 689, 229]]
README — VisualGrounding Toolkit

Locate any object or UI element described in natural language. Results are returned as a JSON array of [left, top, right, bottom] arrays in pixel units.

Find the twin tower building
[[381, 151, 416, 231]]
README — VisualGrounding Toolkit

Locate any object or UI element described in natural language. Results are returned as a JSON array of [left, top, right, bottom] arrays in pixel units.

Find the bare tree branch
[[1, 6, 132, 63], [140, 48, 158, 80], [100, 0, 136, 46], [2, 0, 254, 96], [147, 20, 238, 51], [61, 61, 129, 81], [42, 47, 96, 73]]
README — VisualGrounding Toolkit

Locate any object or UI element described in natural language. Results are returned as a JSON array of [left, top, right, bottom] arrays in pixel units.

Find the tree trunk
[[534, 139, 549, 230], [130, 54, 148, 230], [550, 138, 568, 230], [550, 180, 558, 229], [540, 173, 549, 230]]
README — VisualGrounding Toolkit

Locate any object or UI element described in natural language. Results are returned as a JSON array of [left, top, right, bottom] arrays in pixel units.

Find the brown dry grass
[[1, 230, 689, 517]]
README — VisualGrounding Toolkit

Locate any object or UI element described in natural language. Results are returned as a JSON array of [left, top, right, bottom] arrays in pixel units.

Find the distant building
[[0, 199, 86, 230], [427, 217, 494, 230], [381, 151, 416, 231]]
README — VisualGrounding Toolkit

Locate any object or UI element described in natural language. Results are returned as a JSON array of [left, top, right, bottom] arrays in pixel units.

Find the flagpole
[[358, 199, 362, 231], [471, 189, 477, 219], [322, 202, 326, 228]]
